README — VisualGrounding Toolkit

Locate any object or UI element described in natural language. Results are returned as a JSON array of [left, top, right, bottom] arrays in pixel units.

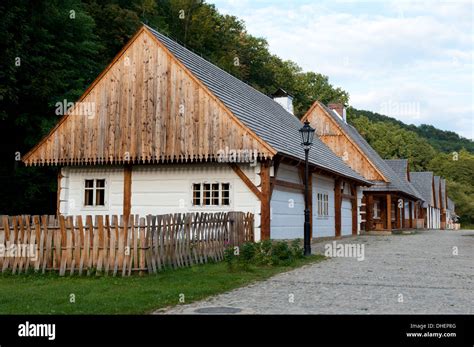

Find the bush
[[225, 239, 307, 271], [255, 240, 273, 265], [240, 242, 257, 263], [290, 239, 304, 259], [224, 245, 236, 270], [270, 241, 293, 266]]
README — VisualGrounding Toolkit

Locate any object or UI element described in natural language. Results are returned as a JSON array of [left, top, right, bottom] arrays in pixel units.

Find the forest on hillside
[[0, 0, 472, 224]]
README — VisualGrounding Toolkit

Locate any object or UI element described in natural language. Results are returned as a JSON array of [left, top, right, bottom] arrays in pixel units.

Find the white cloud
[[211, 0, 474, 139]]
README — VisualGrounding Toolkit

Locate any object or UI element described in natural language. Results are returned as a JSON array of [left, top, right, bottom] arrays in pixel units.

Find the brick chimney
[[328, 103, 346, 123]]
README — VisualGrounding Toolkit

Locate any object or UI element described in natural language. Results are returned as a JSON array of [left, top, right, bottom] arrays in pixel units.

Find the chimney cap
[[271, 88, 294, 99]]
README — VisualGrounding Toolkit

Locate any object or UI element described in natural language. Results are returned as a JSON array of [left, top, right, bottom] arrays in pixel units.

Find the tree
[[0, 0, 103, 214]]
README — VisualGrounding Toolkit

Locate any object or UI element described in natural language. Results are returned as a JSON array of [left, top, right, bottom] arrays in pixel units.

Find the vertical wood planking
[[0, 211, 255, 276]]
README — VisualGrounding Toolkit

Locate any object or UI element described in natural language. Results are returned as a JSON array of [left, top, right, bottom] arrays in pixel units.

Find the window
[[373, 201, 380, 219], [192, 182, 230, 207], [84, 179, 106, 207], [317, 193, 329, 217]]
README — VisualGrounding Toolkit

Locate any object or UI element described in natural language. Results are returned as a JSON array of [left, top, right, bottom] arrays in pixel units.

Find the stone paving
[[155, 230, 474, 314]]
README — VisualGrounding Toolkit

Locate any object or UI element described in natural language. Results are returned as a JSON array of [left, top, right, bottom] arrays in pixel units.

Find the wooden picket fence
[[0, 211, 254, 276]]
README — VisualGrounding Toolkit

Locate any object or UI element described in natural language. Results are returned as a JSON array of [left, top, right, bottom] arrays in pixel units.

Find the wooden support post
[[350, 184, 357, 235], [334, 178, 342, 237], [386, 194, 392, 231], [366, 194, 373, 231], [230, 163, 262, 200], [123, 165, 132, 217], [413, 202, 417, 228], [56, 170, 62, 217], [259, 161, 271, 240], [441, 209, 446, 230], [401, 198, 405, 229], [409, 201, 413, 228], [308, 173, 313, 239]]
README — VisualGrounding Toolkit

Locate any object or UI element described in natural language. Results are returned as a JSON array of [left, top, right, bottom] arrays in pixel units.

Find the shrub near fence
[[0, 211, 254, 276]]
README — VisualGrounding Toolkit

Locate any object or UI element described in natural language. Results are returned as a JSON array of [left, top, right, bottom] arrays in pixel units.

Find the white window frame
[[81, 177, 109, 211], [317, 191, 329, 218], [190, 181, 233, 210]]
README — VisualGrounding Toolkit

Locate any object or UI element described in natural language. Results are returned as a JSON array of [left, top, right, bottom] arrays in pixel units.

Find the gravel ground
[[155, 229, 474, 314]]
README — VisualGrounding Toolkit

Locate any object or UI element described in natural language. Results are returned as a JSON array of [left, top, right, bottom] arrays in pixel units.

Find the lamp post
[[299, 121, 315, 256]]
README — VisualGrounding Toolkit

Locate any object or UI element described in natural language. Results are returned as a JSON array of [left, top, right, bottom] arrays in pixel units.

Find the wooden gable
[[302, 102, 386, 181], [23, 27, 275, 166]]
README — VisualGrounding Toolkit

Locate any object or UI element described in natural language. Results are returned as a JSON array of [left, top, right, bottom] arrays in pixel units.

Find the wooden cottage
[[409, 172, 441, 229], [22, 25, 371, 241], [302, 102, 424, 232], [384, 159, 426, 228]]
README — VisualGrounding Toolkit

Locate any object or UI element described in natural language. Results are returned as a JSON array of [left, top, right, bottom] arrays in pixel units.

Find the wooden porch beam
[[342, 193, 356, 200], [409, 201, 413, 228], [401, 197, 406, 228], [56, 170, 62, 217], [308, 173, 313, 239], [334, 178, 342, 237], [350, 184, 357, 235], [259, 161, 271, 240], [272, 179, 304, 191], [123, 165, 132, 217], [229, 163, 263, 200], [386, 194, 392, 231]]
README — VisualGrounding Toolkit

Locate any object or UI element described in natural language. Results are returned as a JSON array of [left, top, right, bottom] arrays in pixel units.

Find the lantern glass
[[299, 121, 315, 148]]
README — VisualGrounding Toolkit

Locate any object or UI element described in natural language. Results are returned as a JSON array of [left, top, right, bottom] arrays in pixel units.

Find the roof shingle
[[318, 103, 421, 199], [410, 172, 434, 207], [146, 25, 370, 184]]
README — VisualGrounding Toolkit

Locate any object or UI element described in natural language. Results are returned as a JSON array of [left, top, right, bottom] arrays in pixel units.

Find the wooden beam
[[334, 178, 342, 237], [259, 161, 271, 240], [342, 193, 356, 200], [308, 173, 313, 239], [56, 170, 62, 217], [386, 194, 392, 231], [123, 165, 132, 217], [273, 179, 304, 191], [350, 184, 357, 235], [229, 163, 262, 200], [409, 201, 413, 228], [401, 198, 406, 229]]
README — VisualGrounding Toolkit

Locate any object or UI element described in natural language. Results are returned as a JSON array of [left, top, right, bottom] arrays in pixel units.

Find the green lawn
[[0, 255, 324, 314]]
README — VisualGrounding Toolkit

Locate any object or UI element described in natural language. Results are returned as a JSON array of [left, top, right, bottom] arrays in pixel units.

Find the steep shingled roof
[[385, 159, 424, 200], [317, 103, 420, 199], [410, 172, 434, 207], [145, 25, 370, 185]]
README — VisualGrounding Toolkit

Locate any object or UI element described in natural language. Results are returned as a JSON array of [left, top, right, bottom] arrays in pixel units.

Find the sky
[[210, 0, 473, 140]]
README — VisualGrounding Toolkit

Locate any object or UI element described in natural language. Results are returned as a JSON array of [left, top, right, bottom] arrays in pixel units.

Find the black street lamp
[[299, 121, 315, 256]]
